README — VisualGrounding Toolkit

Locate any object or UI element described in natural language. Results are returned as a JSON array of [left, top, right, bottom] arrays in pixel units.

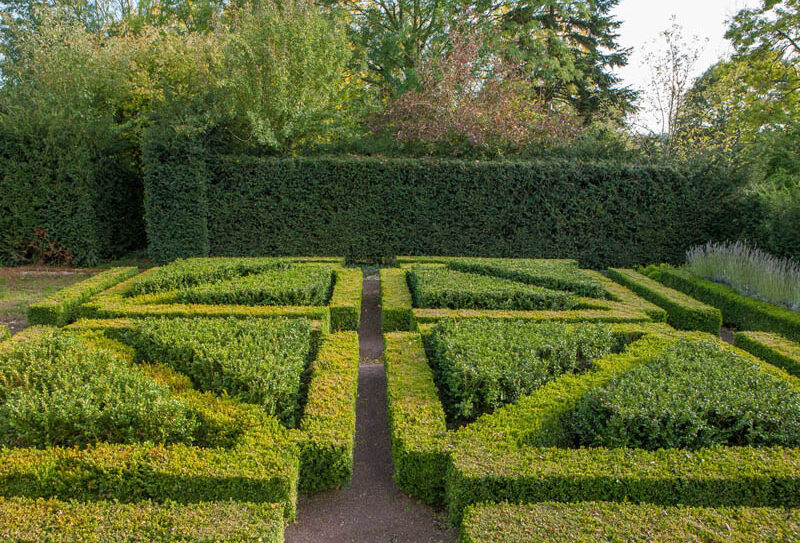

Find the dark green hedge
[[142, 120, 209, 264], [0, 125, 145, 266], [139, 155, 745, 266]]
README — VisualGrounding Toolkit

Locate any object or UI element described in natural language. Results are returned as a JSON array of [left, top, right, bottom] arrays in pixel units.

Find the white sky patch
[[613, 0, 761, 131]]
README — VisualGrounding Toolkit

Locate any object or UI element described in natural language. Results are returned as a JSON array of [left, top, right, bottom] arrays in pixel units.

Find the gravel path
[[284, 274, 457, 543]]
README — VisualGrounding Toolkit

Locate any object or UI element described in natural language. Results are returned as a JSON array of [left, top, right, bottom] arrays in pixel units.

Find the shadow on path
[[285, 273, 457, 543]]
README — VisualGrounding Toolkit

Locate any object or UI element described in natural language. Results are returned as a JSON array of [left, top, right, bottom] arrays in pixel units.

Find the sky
[[613, 0, 761, 130]]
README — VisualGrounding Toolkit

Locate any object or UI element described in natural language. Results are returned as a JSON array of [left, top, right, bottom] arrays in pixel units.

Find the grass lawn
[[0, 269, 95, 334]]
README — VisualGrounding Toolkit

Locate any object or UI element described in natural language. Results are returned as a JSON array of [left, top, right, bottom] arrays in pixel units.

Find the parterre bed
[[382, 258, 800, 540], [1, 258, 362, 541]]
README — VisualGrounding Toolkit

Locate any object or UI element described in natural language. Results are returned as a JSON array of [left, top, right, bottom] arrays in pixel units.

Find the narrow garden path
[[284, 273, 457, 543]]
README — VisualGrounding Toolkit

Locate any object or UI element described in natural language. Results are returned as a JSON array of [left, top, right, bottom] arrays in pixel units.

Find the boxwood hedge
[[643, 265, 800, 342], [606, 268, 721, 333], [460, 502, 800, 543], [0, 498, 286, 543], [734, 331, 800, 378], [27, 267, 138, 326]]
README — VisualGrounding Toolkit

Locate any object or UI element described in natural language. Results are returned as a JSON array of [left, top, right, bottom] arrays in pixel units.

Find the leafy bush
[[686, 240, 800, 312], [0, 330, 198, 448], [461, 501, 800, 543], [201, 156, 742, 266], [408, 266, 578, 311], [0, 498, 285, 543], [126, 258, 285, 296], [176, 265, 334, 306], [427, 319, 614, 420], [644, 264, 800, 343], [118, 317, 314, 426], [571, 339, 800, 450], [27, 267, 138, 326], [447, 258, 607, 298], [734, 330, 800, 378]]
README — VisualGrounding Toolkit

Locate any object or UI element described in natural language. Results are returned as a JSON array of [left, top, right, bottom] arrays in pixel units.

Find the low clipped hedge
[[734, 330, 800, 377], [643, 265, 800, 342], [408, 265, 578, 311], [0, 325, 8, 342], [81, 260, 361, 333], [460, 502, 800, 543], [0, 498, 285, 543], [426, 319, 615, 421], [384, 332, 449, 504], [571, 339, 800, 450], [440, 258, 608, 298], [297, 331, 360, 493], [27, 267, 138, 326], [381, 268, 415, 332], [607, 268, 721, 333], [0, 330, 199, 448], [446, 444, 800, 524], [174, 265, 334, 307], [114, 317, 315, 427]]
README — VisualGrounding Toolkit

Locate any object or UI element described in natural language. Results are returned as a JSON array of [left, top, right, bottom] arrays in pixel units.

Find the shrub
[[606, 268, 721, 333], [460, 502, 800, 543], [198, 156, 741, 266], [27, 267, 139, 326], [0, 330, 198, 448], [0, 326, 9, 342], [734, 330, 800, 378], [427, 319, 614, 420], [571, 339, 800, 450], [408, 266, 578, 311], [125, 258, 287, 296], [0, 498, 285, 543], [686, 240, 800, 312], [644, 264, 800, 342], [446, 258, 608, 298], [117, 317, 314, 426], [176, 265, 334, 306]]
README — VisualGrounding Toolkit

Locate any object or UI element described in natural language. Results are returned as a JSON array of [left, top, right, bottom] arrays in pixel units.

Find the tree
[[499, 0, 635, 122]]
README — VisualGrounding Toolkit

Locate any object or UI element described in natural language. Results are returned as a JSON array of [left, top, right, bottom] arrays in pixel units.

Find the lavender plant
[[686, 241, 800, 312]]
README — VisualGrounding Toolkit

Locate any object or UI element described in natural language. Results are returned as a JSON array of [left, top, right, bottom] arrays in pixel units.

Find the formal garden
[[1, 0, 800, 541]]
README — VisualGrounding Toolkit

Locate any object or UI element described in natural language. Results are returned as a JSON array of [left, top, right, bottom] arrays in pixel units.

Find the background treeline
[[0, 0, 796, 265]]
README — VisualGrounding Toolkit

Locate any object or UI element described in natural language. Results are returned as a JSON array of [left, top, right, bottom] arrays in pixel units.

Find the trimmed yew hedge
[[734, 331, 800, 377], [140, 154, 743, 265]]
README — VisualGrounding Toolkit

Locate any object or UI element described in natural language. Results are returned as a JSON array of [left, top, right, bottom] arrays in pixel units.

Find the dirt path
[[285, 273, 457, 543]]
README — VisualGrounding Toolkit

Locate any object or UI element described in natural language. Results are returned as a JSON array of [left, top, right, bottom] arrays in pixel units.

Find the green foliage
[[734, 330, 800, 378], [0, 325, 10, 342], [0, 330, 198, 448], [176, 265, 334, 306], [297, 332, 360, 493], [27, 267, 138, 326], [381, 268, 416, 332], [607, 268, 721, 333], [447, 258, 608, 298], [125, 257, 285, 296], [142, 117, 210, 264], [460, 502, 800, 543], [427, 319, 614, 420], [384, 332, 449, 504], [571, 339, 800, 450], [644, 264, 800, 343], [0, 498, 285, 543], [200, 156, 741, 267], [408, 266, 579, 311], [117, 317, 314, 426]]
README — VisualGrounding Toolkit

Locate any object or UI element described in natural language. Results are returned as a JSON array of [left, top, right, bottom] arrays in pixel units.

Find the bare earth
[[285, 274, 457, 543]]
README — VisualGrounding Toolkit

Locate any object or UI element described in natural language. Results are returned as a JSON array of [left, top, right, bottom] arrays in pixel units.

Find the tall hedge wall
[[149, 155, 739, 267], [0, 126, 145, 266]]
